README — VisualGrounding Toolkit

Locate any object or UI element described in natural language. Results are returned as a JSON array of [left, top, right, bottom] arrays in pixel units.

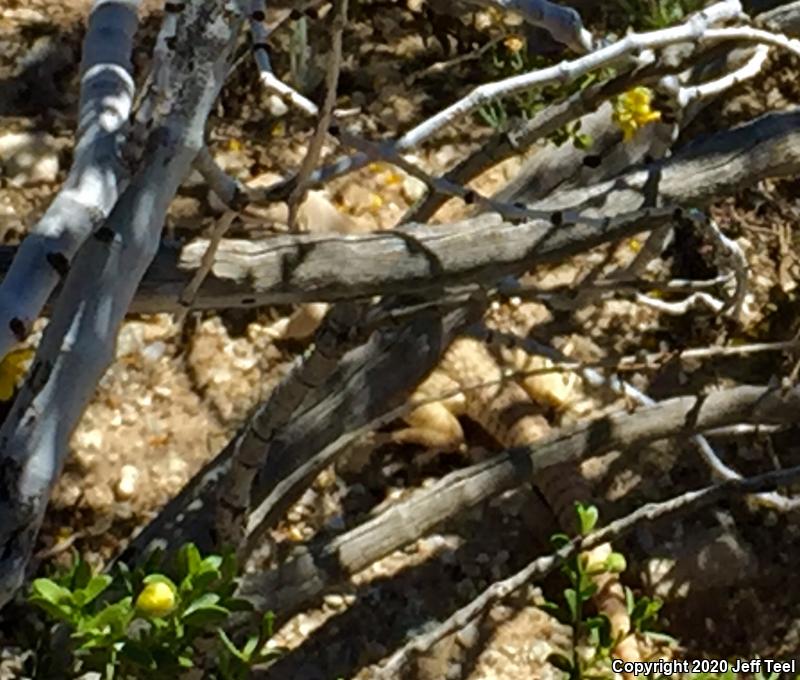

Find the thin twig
[[174, 210, 238, 328], [287, 0, 348, 231], [376, 463, 800, 677]]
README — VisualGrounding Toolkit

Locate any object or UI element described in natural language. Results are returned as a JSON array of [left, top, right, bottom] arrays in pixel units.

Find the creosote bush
[[19, 544, 281, 679]]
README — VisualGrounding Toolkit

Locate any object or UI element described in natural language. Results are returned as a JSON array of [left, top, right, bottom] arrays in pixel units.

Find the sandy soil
[[2, 1, 800, 678]]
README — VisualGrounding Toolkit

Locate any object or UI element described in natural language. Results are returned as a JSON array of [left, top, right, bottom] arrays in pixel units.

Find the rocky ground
[[2, 1, 800, 679]]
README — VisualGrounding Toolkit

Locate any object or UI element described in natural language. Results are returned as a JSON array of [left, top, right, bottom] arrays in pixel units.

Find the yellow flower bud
[[0, 347, 33, 401], [612, 87, 661, 142], [135, 581, 177, 618]]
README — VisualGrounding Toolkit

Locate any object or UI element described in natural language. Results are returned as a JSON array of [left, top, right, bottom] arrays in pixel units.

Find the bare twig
[[376, 463, 800, 677], [287, 0, 348, 231], [174, 210, 239, 328]]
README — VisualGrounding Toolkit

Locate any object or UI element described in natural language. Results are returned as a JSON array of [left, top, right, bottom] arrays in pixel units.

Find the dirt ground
[[2, 1, 800, 678]]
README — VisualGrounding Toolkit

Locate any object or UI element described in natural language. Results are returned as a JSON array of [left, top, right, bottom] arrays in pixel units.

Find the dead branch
[[119, 301, 483, 565], [0, 0, 245, 608], [0, 109, 792, 317], [185, 110, 800, 308], [374, 461, 800, 678], [237, 383, 800, 619], [0, 0, 139, 360]]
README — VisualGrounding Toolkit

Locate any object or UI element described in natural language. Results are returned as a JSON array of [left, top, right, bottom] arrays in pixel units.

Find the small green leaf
[[219, 629, 249, 663], [538, 598, 561, 616], [71, 558, 92, 591], [177, 543, 202, 580], [220, 550, 239, 585], [625, 586, 635, 615], [604, 552, 627, 574], [563, 587, 579, 621], [200, 555, 223, 572], [227, 597, 255, 613], [183, 592, 220, 616], [28, 596, 72, 622], [182, 593, 230, 628], [548, 651, 575, 673], [579, 581, 598, 601], [575, 503, 599, 535], [578, 571, 594, 599], [584, 614, 612, 648], [75, 574, 113, 607], [242, 635, 259, 660], [83, 598, 133, 634], [31, 578, 71, 605], [260, 611, 276, 640], [188, 569, 220, 595]]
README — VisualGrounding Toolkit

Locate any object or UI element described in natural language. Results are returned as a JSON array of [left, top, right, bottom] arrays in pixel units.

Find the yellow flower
[[135, 581, 177, 618], [503, 35, 525, 53], [0, 347, 33, 401], [612, 87, 661, 141]]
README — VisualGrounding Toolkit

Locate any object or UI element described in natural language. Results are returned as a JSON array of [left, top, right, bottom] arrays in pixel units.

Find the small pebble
[[115, 464, 140, 501]]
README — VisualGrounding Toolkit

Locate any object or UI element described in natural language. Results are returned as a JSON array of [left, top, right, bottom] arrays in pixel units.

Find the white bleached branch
[[0, 0, 245, 608], [677, 44, 770, 107], [398, 1, 742, 151], [465, 0, 594, 52], [0, 0, 139, 361], [261, 0, 743, 198], [250, 9, 318, 116]]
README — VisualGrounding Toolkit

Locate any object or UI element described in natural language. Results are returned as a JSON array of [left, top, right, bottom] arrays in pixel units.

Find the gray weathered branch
[[0, 109, 794, 316], [0, 0, 245, 608], [0, 0, 139, 360], [238, 383, 800, 619], [129, 110, 800, 310]]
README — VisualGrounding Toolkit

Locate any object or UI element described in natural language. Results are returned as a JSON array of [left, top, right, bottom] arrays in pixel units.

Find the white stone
[[142, 341, 166, 363], [266, 94, 289, 117], [115, 465, 140, 501], [402, 176, 426, 203], [76, 428, 103, 450], [0, 132, 59, 186]]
